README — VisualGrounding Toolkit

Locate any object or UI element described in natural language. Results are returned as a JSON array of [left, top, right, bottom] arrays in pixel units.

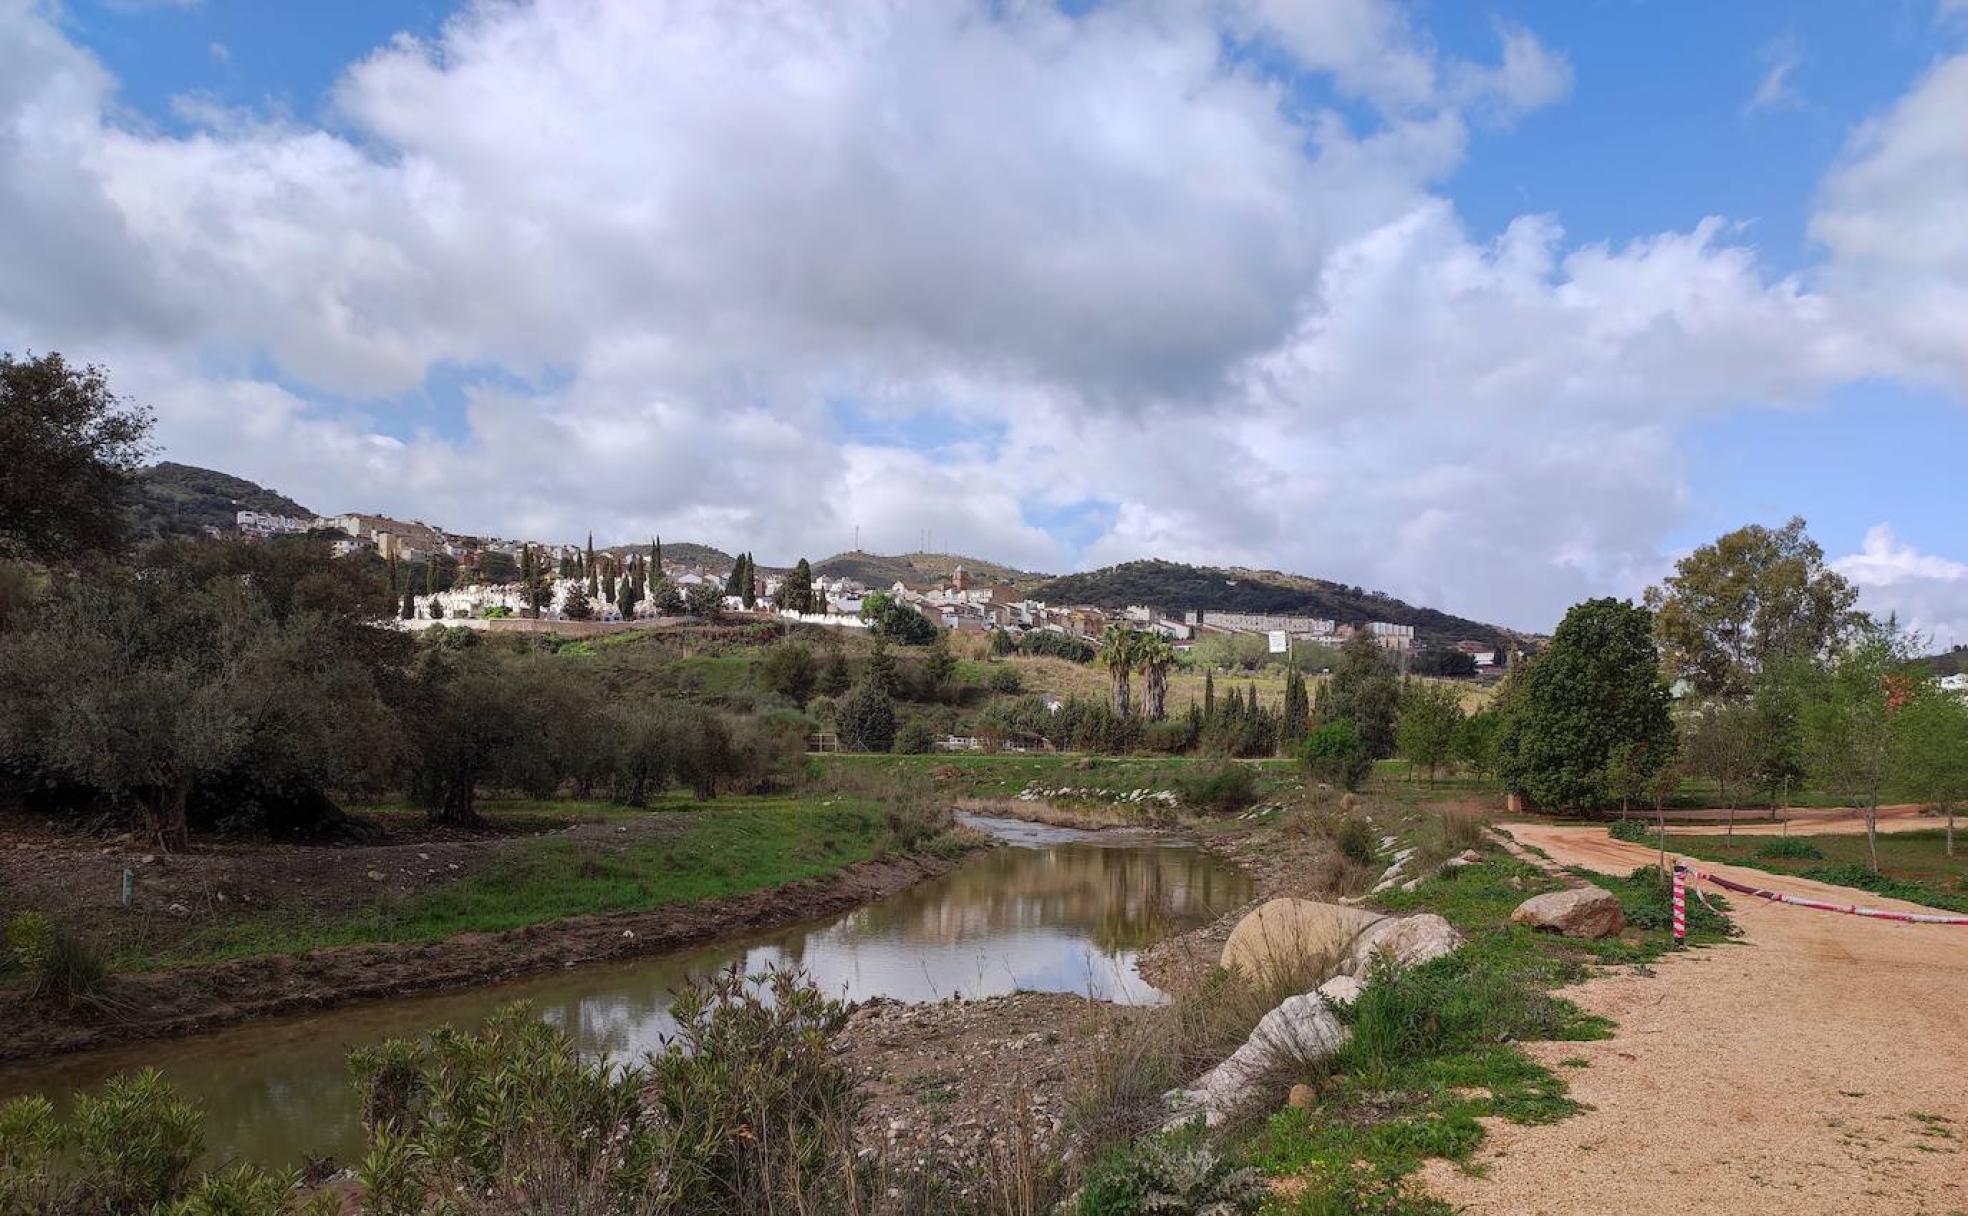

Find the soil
[[1419, 823, 1968, 1216], [839, 991, 1143, 1195], [0, 847, 973, 1062]]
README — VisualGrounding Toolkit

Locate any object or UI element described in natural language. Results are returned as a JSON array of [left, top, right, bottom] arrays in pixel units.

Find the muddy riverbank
[[0, 848, 977, 1062]]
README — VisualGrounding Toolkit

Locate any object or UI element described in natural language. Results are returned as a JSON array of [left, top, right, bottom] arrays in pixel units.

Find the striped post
[[1672, 862, 1687, 945]]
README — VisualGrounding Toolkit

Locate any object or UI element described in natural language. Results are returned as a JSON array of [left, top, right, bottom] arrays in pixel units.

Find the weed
[[1173, 763, 1260, 814], [4, 912, 108, 1004], [1077, 1130, 1267, 1215], [1753, 837, 1824, 860]]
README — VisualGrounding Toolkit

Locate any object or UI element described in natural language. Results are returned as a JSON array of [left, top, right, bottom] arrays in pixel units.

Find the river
[[0, 814, 1252, 1168]]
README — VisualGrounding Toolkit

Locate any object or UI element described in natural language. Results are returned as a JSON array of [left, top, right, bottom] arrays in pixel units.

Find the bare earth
[[1661, 803, 1950, 837], [1421, 823, 1968, 1216]]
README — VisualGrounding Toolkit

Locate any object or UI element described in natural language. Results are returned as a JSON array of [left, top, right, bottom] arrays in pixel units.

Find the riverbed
[[0, 814, 1252, 1168]]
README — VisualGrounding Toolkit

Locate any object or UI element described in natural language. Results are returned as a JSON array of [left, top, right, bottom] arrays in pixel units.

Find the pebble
[[366, 870, 386, 882]]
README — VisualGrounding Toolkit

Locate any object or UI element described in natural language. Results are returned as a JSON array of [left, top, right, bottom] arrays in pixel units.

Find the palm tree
[[1097, 625, 1140, 717], [1137, 634, 1175, 721]]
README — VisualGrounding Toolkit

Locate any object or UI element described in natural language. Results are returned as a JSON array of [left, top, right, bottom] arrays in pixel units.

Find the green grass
[[819, 751, 1299, 802], [1235, 843, 1737, 1210], [122, 797, 898, 968], [1656, 828, 1968, 913]]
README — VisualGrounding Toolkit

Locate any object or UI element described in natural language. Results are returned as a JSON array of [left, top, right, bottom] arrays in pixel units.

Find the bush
[[72, 1071, 204, 1211], [1616, 865, 1735, 936], [1754, 837, 1824, 860], [894, 718, 938, 755], [4, 912, 106, 1004], [1300, 720, 1371, 791], [1078, 1132, 1267, 1216], [1173, 762, 1259, 814], [1323, 813, 1379, 868], [836, 679, 897, 753], [1607, 819, 1654, 844], [986, 664, 1024, 694], [1020, 630, 1096, 664]]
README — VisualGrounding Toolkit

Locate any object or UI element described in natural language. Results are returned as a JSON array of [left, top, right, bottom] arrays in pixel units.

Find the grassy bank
[[821, 751, 1299, 801], [120, 795, 924, 969], [1642, 826, 1968, 914]]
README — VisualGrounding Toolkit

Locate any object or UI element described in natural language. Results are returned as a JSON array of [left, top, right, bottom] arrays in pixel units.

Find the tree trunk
[[1866, 802, 1880, 873], [1948, 806, 1956, 858], [148, 771, 193, 854]]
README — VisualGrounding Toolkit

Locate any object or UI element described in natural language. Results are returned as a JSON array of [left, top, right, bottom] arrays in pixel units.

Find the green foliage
[[1495, 598, 1674, 812], [816, 647, 852, 696], [1754, 837, 1825, 860], [1172, 761, 1259, 813], [1, 351, 154, 563], [1019, 629, 1096, 663], [1646, 517, 1862, 698], [1300, 720, 1371, 791], [894, 717, 937, 755], [1613, 865, 1734, 937], [756, 640, 818, 705], [3, 912, 106, 1004], [1394, 681, 1463, 783], [986, 663, 1024, 693], [1317, 635, 1401, 759], [1325, 812, 1379, 868], [1077, 1132, 1266, 1216], [72, 1070, 204, 1211], [1607, 819, 1654, 844], [836, 679, 897, 753]]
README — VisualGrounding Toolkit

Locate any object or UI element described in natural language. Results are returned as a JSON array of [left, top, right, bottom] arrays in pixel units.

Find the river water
[[0, 814, 1252, 1168]]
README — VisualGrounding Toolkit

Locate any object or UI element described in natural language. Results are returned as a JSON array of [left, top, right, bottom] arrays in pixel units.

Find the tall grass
[[4, 912, 108, 1005]]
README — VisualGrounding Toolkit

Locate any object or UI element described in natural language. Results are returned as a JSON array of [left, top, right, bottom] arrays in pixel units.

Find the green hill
[[813, 550, 1049, 590], [601, 541, 734, 571], [126, 462, 314, 540], [1029, 559, 1517, 648]]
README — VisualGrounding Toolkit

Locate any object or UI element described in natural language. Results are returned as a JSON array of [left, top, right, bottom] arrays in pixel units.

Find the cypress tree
[[740, 553, 757, 609], [786, 558, 814, 614], [653, 537, 662, 577], [616, 574, 635, 620], [1203, 668, 1216, 719]]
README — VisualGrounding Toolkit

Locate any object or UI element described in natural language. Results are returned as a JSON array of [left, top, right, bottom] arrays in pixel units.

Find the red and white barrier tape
[[1675, 863, 1968, 927]]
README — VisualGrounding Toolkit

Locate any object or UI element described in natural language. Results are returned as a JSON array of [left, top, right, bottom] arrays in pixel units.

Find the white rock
[[1344, 913, 1462, 976], [1511, 887, 1625, 939], [1316, 974, 1363, 1006], [1166, 993, 1349, 1127]]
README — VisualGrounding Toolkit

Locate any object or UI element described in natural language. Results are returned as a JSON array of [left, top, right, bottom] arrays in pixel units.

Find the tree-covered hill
[[126, 462, 314, 540], [1029, 559, 1520, 648], [813, 550, 1049, 590]]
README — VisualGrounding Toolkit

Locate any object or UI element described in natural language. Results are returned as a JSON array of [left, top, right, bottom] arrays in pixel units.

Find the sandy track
[[1420, 823, 1968, 1216], [1660, 803, 1950, 837]]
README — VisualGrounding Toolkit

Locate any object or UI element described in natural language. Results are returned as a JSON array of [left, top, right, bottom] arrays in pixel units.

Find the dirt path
[[1661, 803, 1948, 837], [1421, 823, 1968, 1216]]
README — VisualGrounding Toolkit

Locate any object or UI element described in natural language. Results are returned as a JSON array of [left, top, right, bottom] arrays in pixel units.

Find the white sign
[[1267, 630, 1288, 654]]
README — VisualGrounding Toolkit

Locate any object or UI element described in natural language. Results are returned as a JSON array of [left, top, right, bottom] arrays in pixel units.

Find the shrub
[[1438, 809, 1487, 854], [1078, 1132, 1266, 1216], [1754, 837, 1824, 860], [1615, 865, 1735, 936], [1173, 762, 1259, 814], [836, 679, 897, 753], [894, 718, 938, 755], [1319, 813, 1378, 868], [71, 1070, 205, 1211], [986, 664, 1024, 694], [1607, 819, 1653, 844], [1300, 720, 1371, 791], [4, 912, 107, 1004]]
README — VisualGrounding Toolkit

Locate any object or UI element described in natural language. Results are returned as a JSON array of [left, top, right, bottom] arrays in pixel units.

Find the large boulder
[[1166, 992, 1349, 1127], [1510, 886, 1624, 939], [1220, 898, 1385, 985], [1344, 913, 1462, 976]]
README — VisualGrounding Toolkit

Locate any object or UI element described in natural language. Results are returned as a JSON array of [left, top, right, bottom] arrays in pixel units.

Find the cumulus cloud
[[0, 0, 1962, 631], [1833, 525, 1968, 647]]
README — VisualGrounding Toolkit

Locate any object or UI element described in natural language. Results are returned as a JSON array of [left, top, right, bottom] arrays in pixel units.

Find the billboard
[[1267, 630, 1288, 654]]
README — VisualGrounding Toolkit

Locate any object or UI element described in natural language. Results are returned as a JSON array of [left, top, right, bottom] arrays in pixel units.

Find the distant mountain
[[601, 541, 735, 571], [813, 550, 1050, 590], [127, 462, 314, 540], [1029, 559, 1519, 649]]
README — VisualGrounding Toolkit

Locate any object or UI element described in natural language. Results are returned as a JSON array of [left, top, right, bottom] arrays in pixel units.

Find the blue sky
[[8, 0, 1968, 633]]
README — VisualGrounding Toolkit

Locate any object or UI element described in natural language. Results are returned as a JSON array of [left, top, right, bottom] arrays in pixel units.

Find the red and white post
[[1671, 862, 1688, 945]]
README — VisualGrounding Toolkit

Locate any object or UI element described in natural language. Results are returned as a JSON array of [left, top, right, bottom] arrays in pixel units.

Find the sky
[[5, 0, 1968, 639]]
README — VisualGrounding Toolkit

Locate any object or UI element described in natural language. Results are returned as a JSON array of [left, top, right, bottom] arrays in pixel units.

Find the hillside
[[126, 462, 314, 540], [1029, 559, 1517, 648], [813, 550, 1049, 590], [601, 541, 734, 571]]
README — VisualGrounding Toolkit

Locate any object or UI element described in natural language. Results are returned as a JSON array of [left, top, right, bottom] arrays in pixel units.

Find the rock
[[1220, 898, 1384, 984], [166, 902, 190, 918], [366, 869, 386, 882], [1316, 974, 1363, 1006], [1166, 993, 1349, 1127], [1287, 1083, 1317, 1110], [1511, 887, 1624, 939], [140, 854, 156, 865], [1344, 914, 1463, 976]]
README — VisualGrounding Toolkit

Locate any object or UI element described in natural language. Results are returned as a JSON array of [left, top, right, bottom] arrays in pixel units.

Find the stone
[[1166, 993, 1349, 1127], [166, 902, 190, 918], [1287, 1083, 1317, 1110], [1344, 913, 1463, 976], [1511, 887, 1625, 939], [1315, 974, 1363, 1006], [1220, 898, 1385, 984], [366, 870, 386, 882]]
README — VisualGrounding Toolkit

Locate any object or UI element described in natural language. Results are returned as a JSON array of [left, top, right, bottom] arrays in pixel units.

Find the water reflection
[[0, 816, 1251, 1168]]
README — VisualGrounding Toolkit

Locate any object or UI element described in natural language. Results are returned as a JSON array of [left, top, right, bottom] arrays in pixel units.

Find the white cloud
[[1833, 525, 1968, 647], [1811, 53, 1968, 392], [1745, 40, 1802, 114], [0, 0, 1962, 631]]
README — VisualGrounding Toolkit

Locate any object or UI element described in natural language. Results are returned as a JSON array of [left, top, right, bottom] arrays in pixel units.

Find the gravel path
[[1420, 824, 1968, 1216]]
